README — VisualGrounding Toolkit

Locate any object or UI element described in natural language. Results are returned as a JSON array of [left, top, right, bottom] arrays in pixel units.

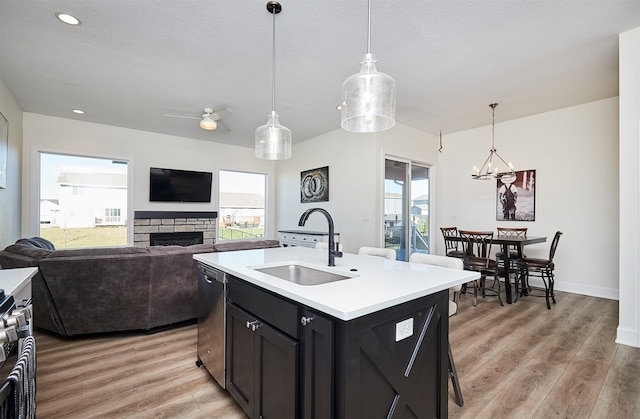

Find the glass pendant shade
[[255, 111, 291, 160], [341, 53, 396, 133]]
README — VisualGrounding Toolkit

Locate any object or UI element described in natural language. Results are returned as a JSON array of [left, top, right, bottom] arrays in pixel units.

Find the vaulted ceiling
[[1, 1, 639, 149]]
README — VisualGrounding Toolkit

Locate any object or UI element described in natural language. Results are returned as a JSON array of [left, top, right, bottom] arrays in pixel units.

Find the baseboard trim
[[527, 278, 619, 300], [616, 326, 640, 348]]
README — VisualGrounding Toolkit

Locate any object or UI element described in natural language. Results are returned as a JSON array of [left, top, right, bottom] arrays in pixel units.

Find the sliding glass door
[[384, 158, 430, 261]]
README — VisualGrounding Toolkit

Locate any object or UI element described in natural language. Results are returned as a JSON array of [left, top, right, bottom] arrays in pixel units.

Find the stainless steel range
[[0, 287, 35, 418]]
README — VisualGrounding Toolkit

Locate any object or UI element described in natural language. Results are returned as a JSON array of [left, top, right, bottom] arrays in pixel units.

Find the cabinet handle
[[246, 320, 261, 332], [301, 316, 314, 326]]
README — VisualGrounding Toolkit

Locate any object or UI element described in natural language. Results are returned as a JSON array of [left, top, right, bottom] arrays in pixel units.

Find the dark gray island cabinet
[[224, 273, 449, 419]]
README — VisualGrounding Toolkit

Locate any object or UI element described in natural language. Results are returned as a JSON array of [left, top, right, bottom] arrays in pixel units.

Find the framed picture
[[300, 166, 329, 203], [496, 169, 536, 221], [0, 112, 7, 189]]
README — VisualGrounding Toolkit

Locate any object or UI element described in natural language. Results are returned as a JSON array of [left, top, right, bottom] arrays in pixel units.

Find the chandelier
[[472, 103, 515, 182]]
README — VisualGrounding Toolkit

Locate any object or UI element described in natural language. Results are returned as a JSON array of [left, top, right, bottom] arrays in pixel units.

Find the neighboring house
[[39, 199, 60, 225], [219, 192, 264, 228], [56, 172, 127, 228]]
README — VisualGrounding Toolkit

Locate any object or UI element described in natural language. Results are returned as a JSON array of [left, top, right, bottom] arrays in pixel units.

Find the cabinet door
[[226, 303, 256, 417], [301, 309, 334, 419], [254, 320, 298, 419], [227, 302, 299, 419]]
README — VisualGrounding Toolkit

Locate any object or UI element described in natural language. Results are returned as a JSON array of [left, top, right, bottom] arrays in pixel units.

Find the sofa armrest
[[212, 240, 281, 252]]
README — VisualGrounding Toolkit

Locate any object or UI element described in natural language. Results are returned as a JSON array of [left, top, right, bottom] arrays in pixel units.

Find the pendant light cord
[[271, 8, 276, 113], [367, 0, 372, 54]]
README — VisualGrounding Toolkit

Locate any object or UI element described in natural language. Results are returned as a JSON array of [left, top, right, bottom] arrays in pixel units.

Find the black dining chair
[[495, 227, 527, 301], [440, 227, 467, 259], [458, 230, 503, 306], [515, 231, 563, 309]]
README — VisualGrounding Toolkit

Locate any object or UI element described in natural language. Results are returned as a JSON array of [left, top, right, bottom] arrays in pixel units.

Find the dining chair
[[357, 246, 396, 260], [408, 253, 464, 407], [515, 231, 563, 309], [495, 227, 528, 300], [440, 227, 467, 258], [458, 230, 503, 306]]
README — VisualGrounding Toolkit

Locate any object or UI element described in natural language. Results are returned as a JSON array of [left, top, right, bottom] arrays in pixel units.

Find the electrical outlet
[[395, 318, 413, 342]]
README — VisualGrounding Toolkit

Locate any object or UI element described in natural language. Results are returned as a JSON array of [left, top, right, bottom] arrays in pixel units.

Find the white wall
[[275, 123, 437, 254], [21, 113, 276, 241], [617, 27, 640, 348], [437, 98, 620, 299], [0, 77, 23, 248]]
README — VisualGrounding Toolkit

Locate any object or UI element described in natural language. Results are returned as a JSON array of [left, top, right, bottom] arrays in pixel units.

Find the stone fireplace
[[133, 211, 217, 247]]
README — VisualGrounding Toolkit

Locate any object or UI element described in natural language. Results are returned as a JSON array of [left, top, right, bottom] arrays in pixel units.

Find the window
[[39, 152, 129, 249], [384, 158, 430, 261], [218, 170, 266, 241]]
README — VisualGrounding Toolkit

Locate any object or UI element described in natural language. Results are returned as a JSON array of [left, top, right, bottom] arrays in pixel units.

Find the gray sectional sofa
[[0, 239, 280, 336]]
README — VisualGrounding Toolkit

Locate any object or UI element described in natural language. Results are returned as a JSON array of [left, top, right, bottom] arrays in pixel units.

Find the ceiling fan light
[[200, 116, 217, 130], [341, 53, 396, 133], [255, 111, 291, 160]]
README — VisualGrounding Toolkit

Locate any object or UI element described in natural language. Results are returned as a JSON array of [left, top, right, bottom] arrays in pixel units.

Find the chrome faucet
[[298, 208, 342, 266]]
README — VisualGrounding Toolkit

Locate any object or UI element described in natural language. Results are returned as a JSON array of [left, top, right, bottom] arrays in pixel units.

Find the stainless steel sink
[[253, 263, 355, 286]]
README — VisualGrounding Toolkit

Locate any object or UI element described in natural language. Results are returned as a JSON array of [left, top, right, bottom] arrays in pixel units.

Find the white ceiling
[[1, 1, 639, 149]]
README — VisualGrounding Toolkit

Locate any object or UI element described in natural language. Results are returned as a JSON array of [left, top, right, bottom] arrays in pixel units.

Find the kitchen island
[[194, 246, 478, 418]]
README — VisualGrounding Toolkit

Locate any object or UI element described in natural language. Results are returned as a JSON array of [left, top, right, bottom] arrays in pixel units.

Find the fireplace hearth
[[150, 232, 203, 247]]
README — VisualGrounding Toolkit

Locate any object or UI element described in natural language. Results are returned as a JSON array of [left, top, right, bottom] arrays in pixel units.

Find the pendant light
[[255, 1, 292, 160], [340, 0, 396, 133], [472, 103, 516, 182]]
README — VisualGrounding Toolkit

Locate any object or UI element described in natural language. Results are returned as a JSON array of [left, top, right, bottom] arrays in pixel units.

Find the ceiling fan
[[164, 107, 232, 131]]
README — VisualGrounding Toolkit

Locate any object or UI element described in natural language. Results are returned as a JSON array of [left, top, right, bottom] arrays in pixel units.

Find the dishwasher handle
[[197, 263, 226, 283]]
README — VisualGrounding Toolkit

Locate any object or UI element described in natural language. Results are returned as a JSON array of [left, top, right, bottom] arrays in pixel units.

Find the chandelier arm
[[493, 149, 514, 173], [476, 150, 495, 175]]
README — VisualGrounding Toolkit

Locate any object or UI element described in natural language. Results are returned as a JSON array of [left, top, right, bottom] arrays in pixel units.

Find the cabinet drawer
[[227, 276, 299, 339]]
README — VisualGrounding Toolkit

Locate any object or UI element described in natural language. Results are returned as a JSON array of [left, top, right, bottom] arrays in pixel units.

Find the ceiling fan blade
[[163, 114, 200, 120], [216, 119, 230, 132], [211, 107, 233, 121]]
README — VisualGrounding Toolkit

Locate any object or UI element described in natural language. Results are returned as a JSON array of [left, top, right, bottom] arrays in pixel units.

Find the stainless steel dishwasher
[[195, 262, 226, 388]]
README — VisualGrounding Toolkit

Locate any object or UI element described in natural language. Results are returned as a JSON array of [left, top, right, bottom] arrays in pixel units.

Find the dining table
[[449, 234, 547, 304]]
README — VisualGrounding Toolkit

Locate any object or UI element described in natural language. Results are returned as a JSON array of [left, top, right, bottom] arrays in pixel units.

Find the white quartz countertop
[[194, 247, 479, 321], [0, 267, 38, 297]]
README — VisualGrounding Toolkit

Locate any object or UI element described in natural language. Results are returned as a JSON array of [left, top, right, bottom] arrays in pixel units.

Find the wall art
[[300, 166, 329, 203], [496, 169, 536, 221]]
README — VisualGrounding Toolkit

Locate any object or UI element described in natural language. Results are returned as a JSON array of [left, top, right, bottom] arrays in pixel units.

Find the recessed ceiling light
[[56, 13, 81, 26], [72, 109, 85, 115]]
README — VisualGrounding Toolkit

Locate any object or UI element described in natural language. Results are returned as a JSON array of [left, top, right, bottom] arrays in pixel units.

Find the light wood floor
[[34, 290, 639, 418]]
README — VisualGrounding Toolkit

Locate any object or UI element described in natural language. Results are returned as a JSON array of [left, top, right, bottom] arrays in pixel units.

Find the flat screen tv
[[149, 167, 212, 203]]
